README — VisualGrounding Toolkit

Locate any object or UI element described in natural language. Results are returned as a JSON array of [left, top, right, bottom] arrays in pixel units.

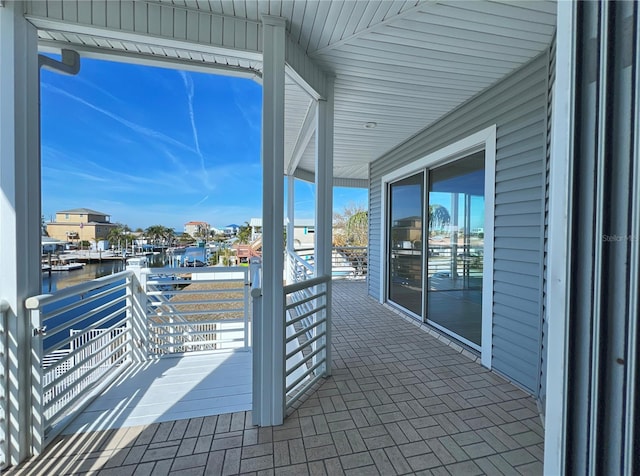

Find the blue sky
[[41, 58, 367, 232]]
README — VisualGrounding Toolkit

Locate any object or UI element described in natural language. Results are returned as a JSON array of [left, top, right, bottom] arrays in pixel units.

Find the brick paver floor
[[8, 281, 544, 475]]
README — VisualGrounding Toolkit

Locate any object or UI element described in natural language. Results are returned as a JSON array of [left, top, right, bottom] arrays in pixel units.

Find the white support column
[[315, 77, 334, 376], [256, 14, 286, 427], [0, 1, 41, 466]]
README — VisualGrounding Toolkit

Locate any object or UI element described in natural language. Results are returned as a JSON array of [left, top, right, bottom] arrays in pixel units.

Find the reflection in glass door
[[388, 172, 424, 316], [427, 152, 484, 347]]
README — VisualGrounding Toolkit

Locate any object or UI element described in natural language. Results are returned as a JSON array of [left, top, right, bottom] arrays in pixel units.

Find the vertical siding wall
[[369, 51, 549, 394]]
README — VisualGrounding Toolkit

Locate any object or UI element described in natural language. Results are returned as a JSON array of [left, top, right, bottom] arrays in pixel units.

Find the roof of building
[[47, 221, 118, 226], [57, 208, 109, 216], [184, 221, 209, 225], [41, 236, 66, 244]]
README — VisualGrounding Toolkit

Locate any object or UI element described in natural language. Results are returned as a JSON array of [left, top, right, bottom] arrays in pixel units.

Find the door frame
[[379, 125, 496, 368]]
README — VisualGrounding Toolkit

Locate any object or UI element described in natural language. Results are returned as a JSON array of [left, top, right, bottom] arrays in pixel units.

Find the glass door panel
[[388, 172, 424, 316], [427, 152, 484, 346]]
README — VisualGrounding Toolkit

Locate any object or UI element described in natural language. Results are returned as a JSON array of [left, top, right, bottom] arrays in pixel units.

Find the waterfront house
[[45, 208, 118, 244], [184, 220, 211, 239], [1, 1, 639, 474], [249, 217, 314, 249], [40, 236, 65, 255]]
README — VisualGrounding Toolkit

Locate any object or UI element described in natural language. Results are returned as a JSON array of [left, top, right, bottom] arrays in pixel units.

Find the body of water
[[40, 254, 167, 351], [42, 253, 166, 293]]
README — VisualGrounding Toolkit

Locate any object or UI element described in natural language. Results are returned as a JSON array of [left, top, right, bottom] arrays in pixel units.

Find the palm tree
[[162, 227, 175, 247], [107, 226, 125, 250], [145, 225, 165, 247], [237, 221, 252, 244]]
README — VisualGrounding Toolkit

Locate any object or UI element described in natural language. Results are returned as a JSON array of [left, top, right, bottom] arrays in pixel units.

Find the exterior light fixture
[[364, 122, 377, 129]]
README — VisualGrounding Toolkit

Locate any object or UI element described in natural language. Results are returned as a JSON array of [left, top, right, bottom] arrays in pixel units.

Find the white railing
[[142, 267, 251, 355], [292, 246, 368, 279], [283, 275, 330, 411], [286, 249, 314, 284], [25, 271, 135, 450], [0, 299, 9, 469], [24, 263, 257, 454]]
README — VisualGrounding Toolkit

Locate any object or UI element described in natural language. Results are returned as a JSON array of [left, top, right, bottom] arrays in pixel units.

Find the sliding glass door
[[427, 152, 484, 347], [387, 152, 485, 349], [388, 172, 424, 316]]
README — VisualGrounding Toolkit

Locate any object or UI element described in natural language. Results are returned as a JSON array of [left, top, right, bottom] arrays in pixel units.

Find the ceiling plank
[[309, 0, 434, 57]]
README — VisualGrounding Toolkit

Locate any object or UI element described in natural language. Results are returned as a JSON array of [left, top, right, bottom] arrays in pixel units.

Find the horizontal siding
[[369, 51, 548, 393]]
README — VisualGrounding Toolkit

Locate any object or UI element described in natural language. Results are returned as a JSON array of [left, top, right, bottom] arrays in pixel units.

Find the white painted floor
[[63, 350, 252, 434]]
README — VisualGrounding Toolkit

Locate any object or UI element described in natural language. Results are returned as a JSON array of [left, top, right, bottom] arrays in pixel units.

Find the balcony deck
[[63, 350, 252, 434], [8, 281, 544, 475]]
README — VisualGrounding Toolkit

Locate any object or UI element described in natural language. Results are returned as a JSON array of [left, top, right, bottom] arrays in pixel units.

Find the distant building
[[184, 221, 210, 238], [224, 224, 240, 236], [249, 217, 315, 249], [41, 236, 65, 254], [46, 208, 118, 243]]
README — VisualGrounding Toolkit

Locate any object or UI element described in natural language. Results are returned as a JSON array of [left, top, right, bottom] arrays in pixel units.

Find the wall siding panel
[[369, 51, 549, 393]]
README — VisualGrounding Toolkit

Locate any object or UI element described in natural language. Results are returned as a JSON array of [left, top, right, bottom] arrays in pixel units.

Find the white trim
[[543, 2, 574, 474], [481, 127, 496, 369], [37, 41, 261, 81], [379, 125, 497, 369], [27, 17, 263, 61]]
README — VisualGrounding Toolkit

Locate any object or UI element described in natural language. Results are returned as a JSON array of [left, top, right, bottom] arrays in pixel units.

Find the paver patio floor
[[8, 281, 543, 475]]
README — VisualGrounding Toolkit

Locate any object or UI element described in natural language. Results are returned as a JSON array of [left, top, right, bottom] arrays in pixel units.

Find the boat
[[50, 262, 85, 272]]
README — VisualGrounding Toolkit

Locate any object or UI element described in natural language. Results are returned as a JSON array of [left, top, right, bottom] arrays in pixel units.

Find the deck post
[[28, 307, 44, 456], [315, 77, 334, 377], [257, 14, 286, 426], [0, 1, 41, 467], [126, 264, 148, 363]]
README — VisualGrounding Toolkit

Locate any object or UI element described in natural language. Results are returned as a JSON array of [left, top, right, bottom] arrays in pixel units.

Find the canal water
[[40, 254, 167, 351], [39, 250, 210, 351], [42, 253, 166, 293]]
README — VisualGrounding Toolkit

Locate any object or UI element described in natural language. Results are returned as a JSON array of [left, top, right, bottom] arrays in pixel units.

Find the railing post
[[132, 272, 148, 362], [251, 286, 264, 426], [243, 268, 250, 350], [126, 260, 149, 363], [28, 307, 44, 456]]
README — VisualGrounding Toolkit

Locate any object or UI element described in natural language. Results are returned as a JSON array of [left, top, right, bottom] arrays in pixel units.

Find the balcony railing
[[293, 246, 367, 279], [252, 251, 331, 425], [26, 271, 134, 451], [283, 275, 329, 411], [25, 265, 254, 453], [141, 267, 251, 354]]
